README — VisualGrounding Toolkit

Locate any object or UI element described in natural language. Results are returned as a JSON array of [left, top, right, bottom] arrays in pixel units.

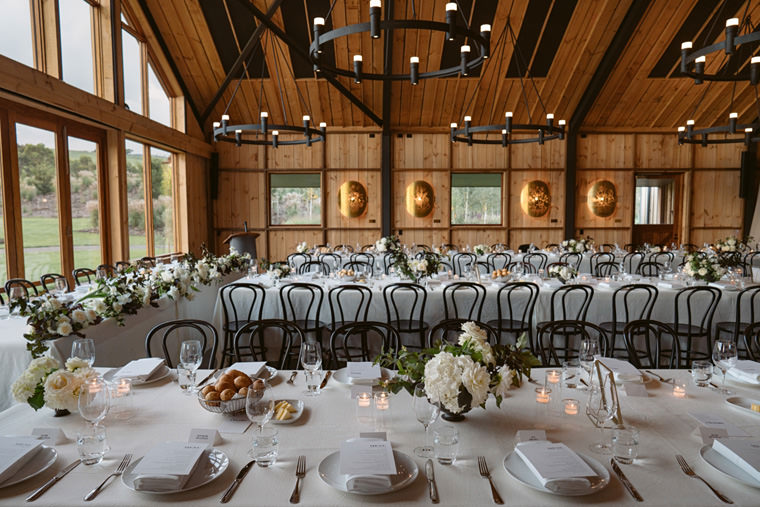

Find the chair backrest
[[40, 273, 69, 293], [287, 253, 311, 269], [279, 282, 325, 323], [382, 252, 395, 275], [233, 319, 302, 370], [622, 251, 644, 274], [549, 284, 594, 321], [441, 243, 459, 253], [623, 243, 635, 252], [718, 251, 741, 267], [350, 252, 375, 269], [72, 268, 96, 286], [730, 286, 760, 341], [600, 243, 615, 252], [115, 261, 131, 272], [524, 252, 548, 270], [298, 260, 330, 275], [451, 253, 477, 276], [220, 282, 266, 328], [491, 243, 509, 252], [139, 256, 156, 267], [318, 253, 342, 272], [674, 286, 722, 334], [487, 252, 511, 271], [636, 261, 663, 276], [383, 282, 427, 327], [145, 319, 218, 369], [743, 251, 760, 279], [494, 282, 540, 343], [650, 252, 675, 265], [427, 319, 498, 348], [330, 321, 399, 368], [544, 243, 560, 252], [506, 261, 536, 274], [681, 243, 699, 253], [342, 260, 374, 276], [623, 320, 681, 369], [536, 320, 609, 367], [442, 281, 486, 321], [743, 322, 760, 361], [594, 262, 620, 277], [559, 252, 582, 270], [415, 244, 432, 252], [96, 264, 116, 277], [5, 278, 38, 299], [332, 244, 354, 253], [610, 284, 659, 325], [361, 244, 375, 252], [590, 252, 615, 273], [328, 284, 373, 329], [437, 260, 453, 273]]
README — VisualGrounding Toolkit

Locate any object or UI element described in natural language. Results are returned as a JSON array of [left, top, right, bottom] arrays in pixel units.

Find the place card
[[594, 356, 641, 383], [623, 382, 649, 397], [690, 412, 749, 444], [31, 427, 66, 445], [339, 439, 396, 476], [218, 414, 252, 434], [188, 428, 221, 446], [516, 430, 547, 443], [347, 362, 381, 380]]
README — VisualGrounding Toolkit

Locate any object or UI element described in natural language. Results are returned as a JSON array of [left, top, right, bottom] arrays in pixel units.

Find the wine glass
[[413, 384, 440, 458], [300, 342, 322, 396], [579, 337, 599, 388], [78, 376, 111, 427], [246, 379, 274, 435], [178, 339, 203, 393], [55, 277, 68, 295], [712, 339, 738, 394], [586, 377, 618, 454], [71, 338, 96, 366]]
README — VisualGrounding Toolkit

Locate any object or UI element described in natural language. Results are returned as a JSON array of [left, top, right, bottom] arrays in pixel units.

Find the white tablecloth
[[0, 368, 757, 505]]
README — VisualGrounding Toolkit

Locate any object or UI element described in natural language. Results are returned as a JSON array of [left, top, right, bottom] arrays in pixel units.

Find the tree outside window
[[451, 173, 502, 225]]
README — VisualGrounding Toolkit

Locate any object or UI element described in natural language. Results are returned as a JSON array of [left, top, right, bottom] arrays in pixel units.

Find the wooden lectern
[[223, 231, 259, 259]]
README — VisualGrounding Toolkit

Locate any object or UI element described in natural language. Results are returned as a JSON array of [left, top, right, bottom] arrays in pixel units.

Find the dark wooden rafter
[[136, 0, 202, 125], [565, 0, 652, 237], [199, 0, 283, 125], [238, 0, 382, 127]]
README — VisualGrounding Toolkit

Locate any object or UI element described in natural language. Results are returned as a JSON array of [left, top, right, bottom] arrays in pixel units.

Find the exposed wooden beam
[[136, 0, 202, 126], [200, 0, 283, 125], [381, 0, 393, 236], [240, 1, 382, 127]]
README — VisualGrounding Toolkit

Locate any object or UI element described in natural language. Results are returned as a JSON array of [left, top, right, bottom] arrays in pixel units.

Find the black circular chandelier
[[450, 19, 565, 147], [309, 1, 490, 84], [212, 30, 326, 148]]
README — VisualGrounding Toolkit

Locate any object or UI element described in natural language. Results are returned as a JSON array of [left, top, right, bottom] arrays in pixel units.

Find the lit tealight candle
[[546, 370, 561, 385], [117, 378, 131, 397], [535, 387, 551, 404], [563, 398, 579, 415], [374, 392, 390, 411], [358, 392, 372, 408], [673, 383, 687, 398]]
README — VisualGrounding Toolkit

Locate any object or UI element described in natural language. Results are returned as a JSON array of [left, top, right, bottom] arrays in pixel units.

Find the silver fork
[[83, 453, 132, 501], [477, 456, 504, 505], [289, 455, 306, 504], [645, 370, 674, 384], [675, 455, 733, 504]]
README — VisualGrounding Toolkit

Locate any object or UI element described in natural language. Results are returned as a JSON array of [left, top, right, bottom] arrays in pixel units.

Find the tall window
[[270, 174, 321, 225], [147, 63, 171, 126], [68, 137, 100, 268], [451, 173, 502, 225], [59, 0, 95, 94], [125, 139, 175, 258], [16, 124, 61, 281], [0, 1, 34, 66], [122, 29, 143, 115]]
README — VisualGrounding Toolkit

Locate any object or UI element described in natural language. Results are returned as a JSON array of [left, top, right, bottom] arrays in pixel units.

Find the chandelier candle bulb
[[746, 128, 754, 145], [313, 17, 324, 54], [501, 129, 507, 147], [506, 111, 513, 133], [480, 24, 491, 57], [563, 398, 579, 415], [369, 0, 381, 39], [446, 3, 457, 41], [235, 129, 242, 146], [410, 56, 419, 85], [260, 111, 268, 133], [680, 41, 692, 73], [546, 113, 554, 127], [221, 114, 229, 133], [730, 112, 738, 133], [272, 130, 279, 149], [353, 55, 363, 83], [558, 119, 566, 139], [460, 45, 471, 76], [726, 17, 739, 54], [694, 55, 705, 83]]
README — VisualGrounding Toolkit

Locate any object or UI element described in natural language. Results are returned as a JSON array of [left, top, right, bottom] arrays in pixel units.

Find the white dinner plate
[[700, 444, 760, 489], [0, 446, 57, 488], [725, 396, 760, 417], [502, 450, 610, 496], [121, 448, 229, 494], [103, 364, 172, 386], [332, 367, 393, 386], [271, 399, 304, 424], [318, 450, 418, 495]]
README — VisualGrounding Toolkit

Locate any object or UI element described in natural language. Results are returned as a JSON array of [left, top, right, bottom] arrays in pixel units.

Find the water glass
[[303, 370, 322, 396], [77, 424, 108, 465], [250, 427, 279, 466], [55, 277, 68, 294], [433, 425, 459, 465], [611, 425, 639, 464], [71, 338, 96, 366], [691, 360, 713, 387], [562, 360, 581, 390]]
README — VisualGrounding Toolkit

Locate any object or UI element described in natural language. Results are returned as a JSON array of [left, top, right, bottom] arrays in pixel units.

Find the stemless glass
[[71, 338, 96, 366], [586, 378, 617, 454], [178, 339, 203, 393], [300, 341, 323, 396], [712, 339, 738, 394], [246, 379, 275, 437], [55, 277, 68, 295], [78, 376, 111, 427], [413, 384, 440, 458], [579, 338, 599, 388]]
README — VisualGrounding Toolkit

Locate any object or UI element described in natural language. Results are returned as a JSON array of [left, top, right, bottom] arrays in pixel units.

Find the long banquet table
[[0, 368, 758, 506]]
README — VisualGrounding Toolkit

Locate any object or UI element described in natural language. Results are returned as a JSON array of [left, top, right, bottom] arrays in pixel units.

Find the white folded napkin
[[542, 279, 563, 288], [345, 474, 393, 493], [132, 442, 208, 492], [656, 281, 685, 290], [227, 362, 267, 378], [514, 441, 598, 494], [711, 438, 760, 482], [133, 474, 191, 492], [0, 436, 44, 484], [346, 362, 381, 382], [728, 360, 760, 384], [595, 357, 642, 383], [544, 477, 595, 494], [115, 358, 165, 381]]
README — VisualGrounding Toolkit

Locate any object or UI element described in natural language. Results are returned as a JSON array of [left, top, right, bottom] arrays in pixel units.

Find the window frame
[[268, 171, 323, 228], [449, 172, 504, 227]]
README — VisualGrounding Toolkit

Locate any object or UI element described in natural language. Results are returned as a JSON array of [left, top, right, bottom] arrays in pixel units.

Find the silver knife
[[220, 460, 255, 503], [319, 371, 332, 390], [26, 459, 81, 502], [425, 459, 439, 503], [610, 458, 643, 502]]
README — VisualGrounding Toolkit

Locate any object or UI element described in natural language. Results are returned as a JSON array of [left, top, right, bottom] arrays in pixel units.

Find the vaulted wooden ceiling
[[141, 0, 760, 133]]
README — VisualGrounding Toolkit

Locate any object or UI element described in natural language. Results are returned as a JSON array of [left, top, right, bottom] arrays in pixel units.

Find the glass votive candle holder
[[673, 381, 687, 398], [545, 369, 561, 386], [535, 386, 551, 404], [108, 378, 133, 420], [563, 398, 579, 416], [356, 392, 374, 425], [374, 391, 390, 411]]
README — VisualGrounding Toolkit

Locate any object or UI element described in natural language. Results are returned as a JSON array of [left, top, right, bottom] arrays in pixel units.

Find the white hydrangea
[[65, 357, 90, 372], [296, 241, 308, 253], [424, 351, 463, 413], [492, 365, 514, 399]]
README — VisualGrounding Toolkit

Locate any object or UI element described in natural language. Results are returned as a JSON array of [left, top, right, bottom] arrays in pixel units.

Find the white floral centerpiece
[[259, 259, 292, 280], [375, 322, 539, 421], [11, 357, 97, 412], [375, 236, 395, 253], [547, 264, 577, 283], [560, 238, 593, 253], [296, 241, 309, 254], [473, 244, 490, 256], [715, 235, 751, 253], [682, 254, 725, 282]]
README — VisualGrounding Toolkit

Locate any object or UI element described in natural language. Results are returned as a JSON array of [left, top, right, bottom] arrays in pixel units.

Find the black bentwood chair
[[145, 319, 218, 369], [383, 282, 429, 349], [600, 284, 658, 358], [72, 268, 96, 286], [536, 320, 609, 367], [5, 278, 38, 299], [40, 273, 69, 293], [623, 320, 681, 369], [442, 281, 486, 321], [427, 319, 498, 348], [486, 282, 540, 349], [219, 282, 266, 367], [559, 252, 583, 271], [715, 285, 760, 359], [327, 285, 373, 334], [233, 319, 303, 370], [669, 286, 721, 363], [487, 252, 511, 271], [299, 260, 330, 276], [329, 321, 399, 369]]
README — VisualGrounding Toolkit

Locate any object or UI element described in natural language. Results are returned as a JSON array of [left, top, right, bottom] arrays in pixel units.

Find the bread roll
[[238, 386, 248, 396], [220, 388, 237, 401], [234, 375, 252, 388], [201, 385, 215, 396], [227, 369, 245, 378]]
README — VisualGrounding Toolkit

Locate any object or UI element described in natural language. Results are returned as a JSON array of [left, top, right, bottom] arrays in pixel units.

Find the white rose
[[71, 309, 87, 324], [56, 321, 73, 336], [167, 286, 179, 299], [112, 302, 123, 313], [461, 359, 490, 408], [65, 357, 90, 371], [492, 365, 514, 399], [43, 370, 82, 411], [161, 271, 173, 283], [698, 268, 708, 276]]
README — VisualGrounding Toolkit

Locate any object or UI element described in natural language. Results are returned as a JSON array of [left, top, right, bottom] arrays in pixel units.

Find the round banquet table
[[0, 367, 757, 505]]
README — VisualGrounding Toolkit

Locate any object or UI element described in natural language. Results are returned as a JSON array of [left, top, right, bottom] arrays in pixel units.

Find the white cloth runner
[[728, 360, 760, 384], [114, 358, 165, 381], [345, 474, 393, 494]]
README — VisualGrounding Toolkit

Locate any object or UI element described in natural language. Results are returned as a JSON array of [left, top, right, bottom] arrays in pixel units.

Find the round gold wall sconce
[[520, 180, 551, 217], [338, 180, 368, 218], [588, 180, 617, 217], [405, 180, 435, 217]]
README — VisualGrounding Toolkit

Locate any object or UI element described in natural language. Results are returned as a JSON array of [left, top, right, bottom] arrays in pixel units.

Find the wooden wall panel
[[325, 133, 381, 169], [392, 170, 449, 229], [268, 230, 323, 262], [690, 171, 743, 229], [634, 134, 692, 169], [509, 170, 565, 229], [575, 170, 633, 229], [451, 229, 509, 249], [395, 229, 450, 249], [214, 171, 267, 231], [451, 142, 508, 169], [177, 153, 210, 256], [510, 136, 566, 169], [692, 142, 745, 169], [217, 143, 264, 169], [577, 134, 635, 169], [326, 230, 382, 252], [509, 229, 564, 250], [690, 228, 744, 247], [325, 170, 382, 229], [267, 137, 324, 169], [575, 228, 630, 246], [393, 134, 449, 169]]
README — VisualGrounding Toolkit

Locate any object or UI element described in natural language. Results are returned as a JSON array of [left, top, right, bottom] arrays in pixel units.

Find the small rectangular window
[[59, 0, 95, 94], [147, 63, 171, 127], [68, 137, 101, 268], [150, 147, 174, 255], [125, 139, 147, 259], [122, 30, 143, 115], [0, 1, 34, 67], [451, 173, 502, 225], [270, 174, 321, 225]]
